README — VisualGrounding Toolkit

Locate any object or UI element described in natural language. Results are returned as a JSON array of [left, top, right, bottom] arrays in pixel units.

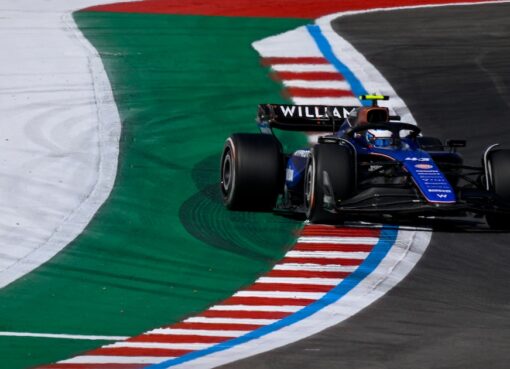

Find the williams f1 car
[[220, 95, 510, 228]]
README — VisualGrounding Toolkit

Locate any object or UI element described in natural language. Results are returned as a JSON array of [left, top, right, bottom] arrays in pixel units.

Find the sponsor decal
[[405, 157, 431, 162], [415, 163, 433, 169], [278, 105, 354, 120]]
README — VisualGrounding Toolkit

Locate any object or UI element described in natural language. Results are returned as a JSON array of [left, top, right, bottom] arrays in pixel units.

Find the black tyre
[[220, 133, 283, 211], [486, 149, 510, 229], [417, 136, 444, 151], [304, 143, 355, 224]]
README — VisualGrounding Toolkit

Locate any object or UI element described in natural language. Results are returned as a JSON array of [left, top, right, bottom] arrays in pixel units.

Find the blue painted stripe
[[306, 24, 370, 106], [145, 225, 398, 369]]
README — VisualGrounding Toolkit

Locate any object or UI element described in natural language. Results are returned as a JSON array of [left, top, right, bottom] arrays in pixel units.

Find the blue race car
[[220, 95, 510, 228]]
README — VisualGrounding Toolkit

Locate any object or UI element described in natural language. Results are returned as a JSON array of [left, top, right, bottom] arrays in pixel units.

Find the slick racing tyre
[[304, 143, 355, 224], [220, 133, 283, 211], [486, 149, 510, 230]]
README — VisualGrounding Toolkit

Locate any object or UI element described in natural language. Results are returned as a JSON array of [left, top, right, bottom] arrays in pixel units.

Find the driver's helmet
[[365, 129, 393, 147]]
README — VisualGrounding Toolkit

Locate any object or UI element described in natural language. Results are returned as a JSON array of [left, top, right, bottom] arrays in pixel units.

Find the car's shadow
[[276, 211, 509, 234], [379, 216, 496, 233]]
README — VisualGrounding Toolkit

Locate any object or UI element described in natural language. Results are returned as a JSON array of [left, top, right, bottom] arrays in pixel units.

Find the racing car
[[220, 95, 510, 228]]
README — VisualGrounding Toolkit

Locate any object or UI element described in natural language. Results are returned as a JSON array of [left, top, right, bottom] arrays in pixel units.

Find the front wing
[[324, 187, 510, 217]]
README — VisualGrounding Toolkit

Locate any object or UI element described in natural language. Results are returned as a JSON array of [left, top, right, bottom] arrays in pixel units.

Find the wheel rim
[[221, 151, 233, 195], [304, 160, 315, 216]]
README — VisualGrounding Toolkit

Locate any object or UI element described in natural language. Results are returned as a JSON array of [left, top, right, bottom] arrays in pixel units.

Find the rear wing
[[257, 104, 358, 133]]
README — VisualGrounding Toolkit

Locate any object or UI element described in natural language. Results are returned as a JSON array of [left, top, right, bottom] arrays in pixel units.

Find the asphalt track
[[221, 3, 510, 369]]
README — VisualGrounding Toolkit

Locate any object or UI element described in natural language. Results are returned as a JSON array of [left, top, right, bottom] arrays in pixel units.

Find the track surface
[[221, 3, 510, 369]]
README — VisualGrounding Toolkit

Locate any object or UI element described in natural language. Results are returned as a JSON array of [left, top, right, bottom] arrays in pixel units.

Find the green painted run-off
[[0, 12, 308, 369]]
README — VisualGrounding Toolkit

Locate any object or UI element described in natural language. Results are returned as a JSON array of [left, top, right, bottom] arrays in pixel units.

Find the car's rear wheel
[[304, 143, 355, 224], [486, 149, 510, 229], [220, 133, 283, 211]]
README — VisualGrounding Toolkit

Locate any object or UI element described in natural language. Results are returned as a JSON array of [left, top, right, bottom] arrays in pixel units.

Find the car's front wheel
[[304, 143, 355, 224], [486, 149, 510, 229]]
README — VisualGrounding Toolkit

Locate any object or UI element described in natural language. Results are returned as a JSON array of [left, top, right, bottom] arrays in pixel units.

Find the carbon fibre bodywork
[[256, 102, 510, 221]]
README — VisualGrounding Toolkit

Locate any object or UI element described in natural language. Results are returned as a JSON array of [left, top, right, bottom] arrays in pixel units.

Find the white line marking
[[147, 329, 247, 337], [271, 63, 337, 72], [209, 305, 302, 313], [184, 317, 276, 325], [59, 356, 173, 364], [297, 236, 379, 244], [0, 331, 127, 341], [234, 291, 325, 299], [274, 263, 358, 272], [282, 80, 350, 89], [286, 250, 369, 259], [256, 277, 342, 285], [106, 342, 213, 350]]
